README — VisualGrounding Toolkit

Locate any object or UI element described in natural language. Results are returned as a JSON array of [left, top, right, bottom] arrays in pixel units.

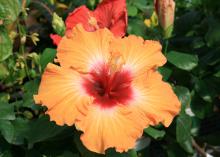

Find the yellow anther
[[108, 52, 125, 73], [88, 16, 99, 29]]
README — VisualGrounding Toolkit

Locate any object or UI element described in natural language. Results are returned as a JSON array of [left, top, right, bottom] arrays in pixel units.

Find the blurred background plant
[[0, 0, 220, 157]]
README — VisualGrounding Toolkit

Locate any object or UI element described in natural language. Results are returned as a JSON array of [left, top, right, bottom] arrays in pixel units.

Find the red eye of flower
[[82, 64, 133, 108]]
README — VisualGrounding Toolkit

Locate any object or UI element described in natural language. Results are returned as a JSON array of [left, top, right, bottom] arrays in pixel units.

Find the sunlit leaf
[[0, 0, 21, 25], [0, 27, 12, 61], [167, 51, 198, 71], [40, 48, 57, 71]]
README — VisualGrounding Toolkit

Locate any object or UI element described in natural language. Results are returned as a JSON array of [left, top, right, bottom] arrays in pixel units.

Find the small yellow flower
[[144, 19, 151, 28], [144, 12, 158, 28]]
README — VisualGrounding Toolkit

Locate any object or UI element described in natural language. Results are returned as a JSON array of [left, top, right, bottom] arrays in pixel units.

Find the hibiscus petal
[[57, 25, 113, 72], [132, 70, 181, 127], [65, 5, 96, 32], [50, 34, 62, 46], [34, 63, 92, 126], [110, 35, 167, 77], [94, 0, 127, 37], [75, 105, 146, 154]]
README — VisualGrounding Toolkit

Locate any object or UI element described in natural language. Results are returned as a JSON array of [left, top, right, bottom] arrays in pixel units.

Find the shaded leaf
[[128, 18, 146, 37], [135, 136, 151, 151], [144, 126, 165, 140], [0, 118, 29, 145], [106, 149, 130, 157], [158, 67, 172, 81], [174, 86, 191, 110], [176, 113, 193, 153], [179, 139, 194, 154], [194, 79, 215, 102], [26, 116, 68, 146], [190, 91, 213, 119], [205, 21, 220, 47], [0, 103, 15, 120], [40, 48, 57, 71]]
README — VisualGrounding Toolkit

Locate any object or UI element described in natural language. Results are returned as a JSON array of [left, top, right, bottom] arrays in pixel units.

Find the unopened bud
[[52, 13, 65, 36], [21, 36, 26, 45], [154, 0, 175, 38]]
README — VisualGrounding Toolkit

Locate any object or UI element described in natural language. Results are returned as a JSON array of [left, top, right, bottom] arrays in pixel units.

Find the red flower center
[[82, 64, 134, 108]]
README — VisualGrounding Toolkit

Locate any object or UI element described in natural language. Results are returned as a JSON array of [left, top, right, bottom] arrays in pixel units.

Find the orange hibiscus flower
[[34, 25, 180, 154]]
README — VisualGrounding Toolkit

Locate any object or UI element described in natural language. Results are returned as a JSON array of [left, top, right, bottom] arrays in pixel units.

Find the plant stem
[[17, 22, 30, 80], [192, 138, 206, 157], [164, 39, 169, 55]]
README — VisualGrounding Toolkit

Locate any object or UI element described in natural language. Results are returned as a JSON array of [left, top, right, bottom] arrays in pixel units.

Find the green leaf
[[128, 149, 138, 157], [175, 11, 201, 35], [176, 113, 193, 153], [127, 5, 138, 17], [167, 51, 198, 71], [57, 151, 79, 157], [0, 63, 9, 79], [179, 139, 194, 154], [0, 118, 29, 145], [0, 150, 13, 157], [26, 116, 67, 147], [194, 79, 215, 102], [128, 18, 146, 37], [106, 149, 130, 157], [176, 113, 192, 143], [0, 27, 12, 61], [214, 71, 220, 77], [0, 93, 10, 103], [167, 143, 188, 157], [22, 79, 40, 108], [205, 21, 220, 47], [0, 116, 67, 147], [200, 47, 220, 66], [0, 120, 14, 144], [0, 103, 15, 120], [174, 86, 191, 110], [40, 48, 57, 71], [0, 0, 21, 25], [158, 67, 172, 81], [135, 136, 151, 151], [132, 0, 147, 11], [144, 126, 165, 140], [190, 91, 213, 119]]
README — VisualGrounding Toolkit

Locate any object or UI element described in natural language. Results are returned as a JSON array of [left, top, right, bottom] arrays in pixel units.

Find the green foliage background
[[0, 0, 220, 156]]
